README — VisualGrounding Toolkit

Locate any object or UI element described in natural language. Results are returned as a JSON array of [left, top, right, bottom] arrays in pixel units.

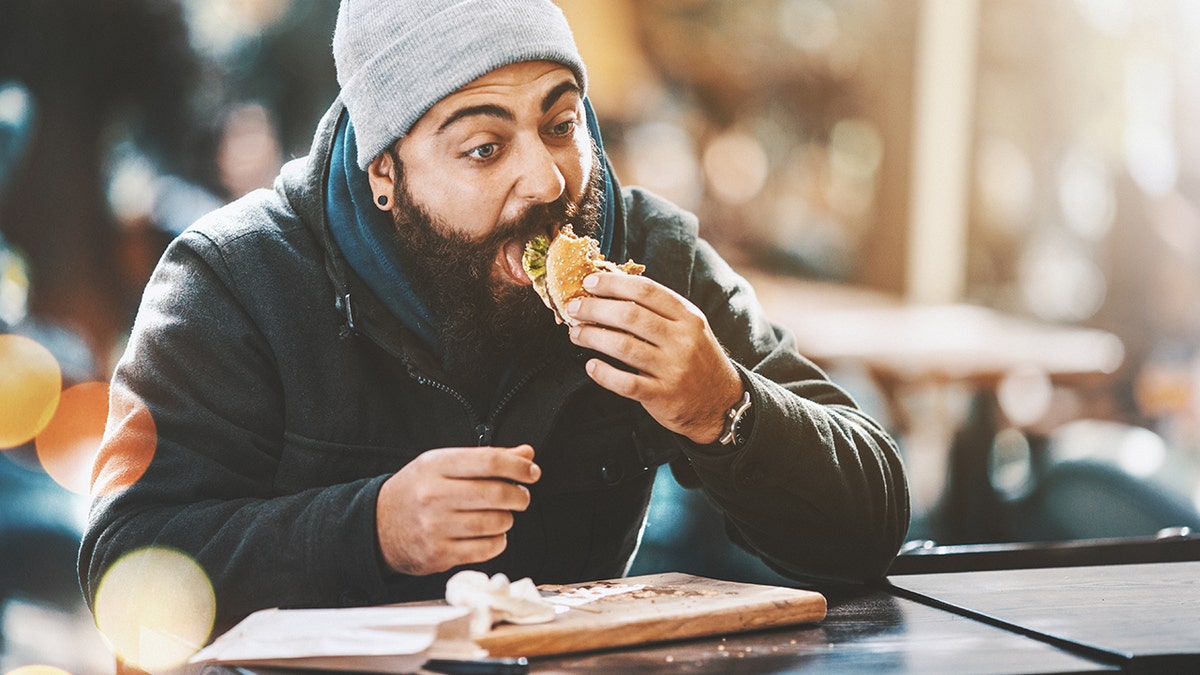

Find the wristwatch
[[718, 390, 753, 447]]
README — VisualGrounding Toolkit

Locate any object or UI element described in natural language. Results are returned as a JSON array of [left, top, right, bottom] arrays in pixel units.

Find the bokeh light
[[35, 381, 109, 494], [827, 117, 882, 218], [997, 365, 1054, 427], [1114, 425, 1168, 479], [703, 130, 769, 206], [623, 120, 701, 209], [182, 0, 290, 59], [0, 244, 31, 326], [3, 666, 73, 675], [976, 136, 1033, 235], [778, 0, 840, 54], [1057, 145, 1115, 241], [94, 546, 216, 672], [1018, 232, 1107, 323], [989, 427, 1034, 501], [0, 334, 62, 449], [90, 385, 158, 499], [1123, 52, 1177, 197]]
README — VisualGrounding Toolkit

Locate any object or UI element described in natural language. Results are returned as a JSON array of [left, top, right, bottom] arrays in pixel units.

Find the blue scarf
[[325, 98, 616, 356]]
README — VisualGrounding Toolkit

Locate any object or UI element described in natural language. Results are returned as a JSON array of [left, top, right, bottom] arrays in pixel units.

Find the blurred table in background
[[741, 270, 1127, 544], [743, 272, 1124, 385]]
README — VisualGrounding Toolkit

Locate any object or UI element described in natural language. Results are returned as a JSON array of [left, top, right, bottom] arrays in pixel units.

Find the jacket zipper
[[411, 375, 488, 444], [412, 361, 548, 446]]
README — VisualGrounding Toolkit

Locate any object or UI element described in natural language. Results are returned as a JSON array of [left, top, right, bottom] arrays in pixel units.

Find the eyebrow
[[437, 104, 514, 133], [541, 79, 581, 113], [435, 78, 582, 134]]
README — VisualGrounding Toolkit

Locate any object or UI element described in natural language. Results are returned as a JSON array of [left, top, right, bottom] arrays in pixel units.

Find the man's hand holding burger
[[567, 272, 745, 445], [523, 226, 745, 445]]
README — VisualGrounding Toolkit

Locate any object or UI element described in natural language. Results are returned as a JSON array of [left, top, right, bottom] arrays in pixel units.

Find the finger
[[498, 444, 536, 460], [569, 323, 659, 373], [584, 357, 654, 401], [452, 478, 533, 512], [447, 509, 516, 539], [567, 295, 670, 345], [582, 272, 692, 320], [440, 534, 509, 568], [433, 446, 541, 484]]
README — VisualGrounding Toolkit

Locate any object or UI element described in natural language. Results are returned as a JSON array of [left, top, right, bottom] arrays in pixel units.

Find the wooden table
[[190, 586, 1118, 675], [527, 587, 1115, 674], [889, 561, 1200, 672]]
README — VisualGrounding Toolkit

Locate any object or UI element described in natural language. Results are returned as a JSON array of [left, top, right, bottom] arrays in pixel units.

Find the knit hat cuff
[[338, 0, 587, 170]]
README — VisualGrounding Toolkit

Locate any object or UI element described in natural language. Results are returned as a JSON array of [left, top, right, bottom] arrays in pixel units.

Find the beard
[[389, 145, 606, 390]]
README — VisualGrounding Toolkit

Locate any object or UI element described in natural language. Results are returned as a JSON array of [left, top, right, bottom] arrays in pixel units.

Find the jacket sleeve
[[78, 229, 393, 635], [673, 238, 910, 584]]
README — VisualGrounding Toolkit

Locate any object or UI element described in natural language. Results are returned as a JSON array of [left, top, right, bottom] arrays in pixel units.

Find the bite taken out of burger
[[522, 224, 646, 326]]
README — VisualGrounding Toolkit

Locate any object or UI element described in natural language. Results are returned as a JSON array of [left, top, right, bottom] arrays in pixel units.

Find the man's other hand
[[566, 272, 744, 445], [375, 444, 540, 576]]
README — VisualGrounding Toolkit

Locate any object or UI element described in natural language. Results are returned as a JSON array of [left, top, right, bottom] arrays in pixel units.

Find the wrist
[[689, 374, 749, 445]]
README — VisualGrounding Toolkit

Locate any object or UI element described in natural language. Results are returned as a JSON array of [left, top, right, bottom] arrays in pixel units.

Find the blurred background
[[2, 0, 1200, 672]]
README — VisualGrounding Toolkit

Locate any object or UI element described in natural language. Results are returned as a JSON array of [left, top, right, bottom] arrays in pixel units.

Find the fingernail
[[569, 325, 581, 341], [529, 463, 541, 481], [567, 299, 581, 316], [582, 274, 598, 290]]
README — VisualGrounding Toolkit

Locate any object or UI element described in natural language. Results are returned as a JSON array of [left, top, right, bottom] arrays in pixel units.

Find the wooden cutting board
[[476, 572, 826, 658]]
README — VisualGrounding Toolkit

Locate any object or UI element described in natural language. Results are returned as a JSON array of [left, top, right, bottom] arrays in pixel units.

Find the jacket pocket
[[275, 432, 416, 493], [535, 401, 653, 496]]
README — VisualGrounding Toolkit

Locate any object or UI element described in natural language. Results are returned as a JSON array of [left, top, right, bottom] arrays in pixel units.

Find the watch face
[[720, 392, 752, 446]]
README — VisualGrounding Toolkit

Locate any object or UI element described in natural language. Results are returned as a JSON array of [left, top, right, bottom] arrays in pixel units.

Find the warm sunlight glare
[[94, 547, 216, 672], [89, 384, 157, 498], [4, 666, 73, 675], [0, 334, 62, 449], [35, 381, 109, 494]]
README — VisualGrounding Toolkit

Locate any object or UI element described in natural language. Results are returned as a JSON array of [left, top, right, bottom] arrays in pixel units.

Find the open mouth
[[500, 238, 533, 286], [497, 223, 564, 286]]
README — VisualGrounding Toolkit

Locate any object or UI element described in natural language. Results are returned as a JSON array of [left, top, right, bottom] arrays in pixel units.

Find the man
[[80, 0, 909, 636]]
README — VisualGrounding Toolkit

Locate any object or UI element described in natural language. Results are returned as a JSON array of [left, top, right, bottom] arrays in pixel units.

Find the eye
[[549, 120, 576, 137], [466, 143, 499, 160]]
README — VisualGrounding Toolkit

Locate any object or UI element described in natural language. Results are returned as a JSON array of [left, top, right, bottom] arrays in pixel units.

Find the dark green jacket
[[80, 101, 909, 633]]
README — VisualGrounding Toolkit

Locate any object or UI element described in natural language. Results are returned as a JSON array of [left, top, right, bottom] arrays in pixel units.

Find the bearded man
[[80, 0, 910, 637]]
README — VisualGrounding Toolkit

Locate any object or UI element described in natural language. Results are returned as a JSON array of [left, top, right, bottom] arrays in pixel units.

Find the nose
[[514, 138, 566, 205]]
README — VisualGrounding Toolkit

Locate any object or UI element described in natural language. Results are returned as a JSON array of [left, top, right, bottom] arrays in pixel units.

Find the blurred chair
[[1010, 419, 1200, 543]]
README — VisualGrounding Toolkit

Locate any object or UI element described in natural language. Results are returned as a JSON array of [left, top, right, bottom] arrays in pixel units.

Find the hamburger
[[522, 224, 645, 326]]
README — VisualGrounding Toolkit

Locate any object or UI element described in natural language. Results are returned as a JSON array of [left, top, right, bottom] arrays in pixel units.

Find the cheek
[[567, 135, 594, 200], [408, 174, 504, 238]]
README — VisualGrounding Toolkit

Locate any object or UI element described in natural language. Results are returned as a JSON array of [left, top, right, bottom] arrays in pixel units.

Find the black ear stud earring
[[377, 194, 389, 207]]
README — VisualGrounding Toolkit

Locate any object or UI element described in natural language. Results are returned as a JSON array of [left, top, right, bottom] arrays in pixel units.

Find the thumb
[[499, 443, 536, 460]]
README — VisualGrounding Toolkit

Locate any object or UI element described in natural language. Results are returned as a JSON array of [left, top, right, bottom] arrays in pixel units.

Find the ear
[[367, 148, 397, 211]]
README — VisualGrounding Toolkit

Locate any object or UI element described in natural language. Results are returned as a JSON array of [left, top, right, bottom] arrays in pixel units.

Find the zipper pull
[[336, 293, 356, 337], [476, 422, 492, 445]]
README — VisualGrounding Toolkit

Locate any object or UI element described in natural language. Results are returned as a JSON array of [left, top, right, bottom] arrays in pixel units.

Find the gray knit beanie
[[333, 0, 588, 170]]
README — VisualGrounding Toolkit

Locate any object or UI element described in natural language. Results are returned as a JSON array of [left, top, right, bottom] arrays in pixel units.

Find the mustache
[[492, 191, 577, 247]]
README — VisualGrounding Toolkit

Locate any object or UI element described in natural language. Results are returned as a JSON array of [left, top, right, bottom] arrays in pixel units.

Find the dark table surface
[[889, 561, 1200, 672], [513, 587, 1115, 674]]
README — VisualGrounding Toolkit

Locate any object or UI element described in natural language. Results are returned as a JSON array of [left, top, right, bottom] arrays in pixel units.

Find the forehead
[[426, 62, 579, 118]]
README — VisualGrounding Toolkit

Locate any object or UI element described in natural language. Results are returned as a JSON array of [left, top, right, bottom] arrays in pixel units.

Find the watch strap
[[718, 390, 752, 446]]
